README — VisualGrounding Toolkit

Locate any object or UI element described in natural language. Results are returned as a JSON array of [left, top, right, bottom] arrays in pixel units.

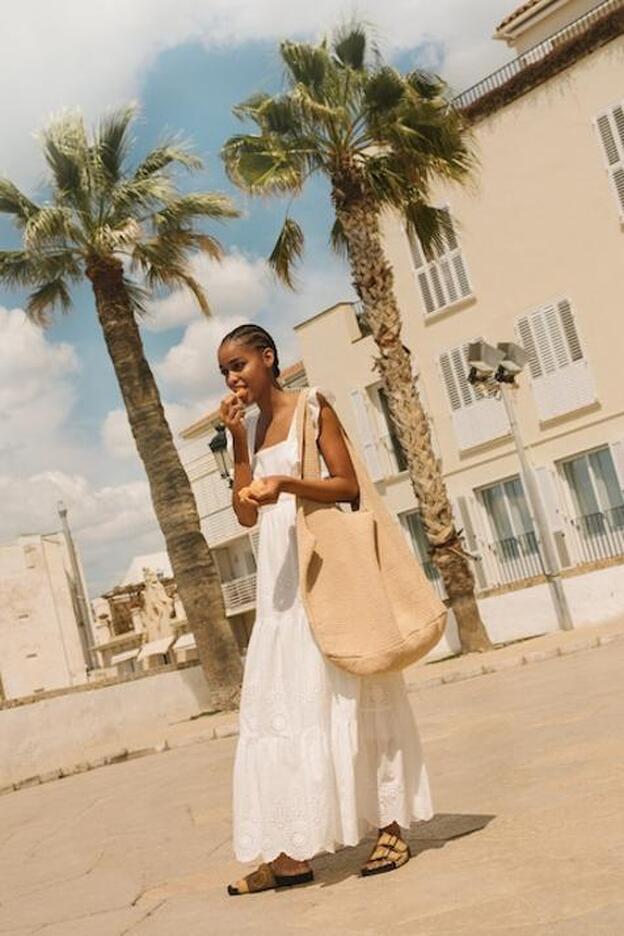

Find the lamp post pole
[[498, 381, 574, 632]]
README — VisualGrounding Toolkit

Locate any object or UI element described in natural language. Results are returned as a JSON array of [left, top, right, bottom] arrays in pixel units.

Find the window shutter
[[533, 466, 565, 534], [406, 206, 472, 315], [349, 388, 384, 481], [595, 104, 624, 216], [515, 300, 595, 421], [610, 440, 624, 495]]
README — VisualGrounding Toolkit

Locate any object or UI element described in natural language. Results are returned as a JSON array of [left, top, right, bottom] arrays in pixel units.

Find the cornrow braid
[[220, 324, 281, 381]]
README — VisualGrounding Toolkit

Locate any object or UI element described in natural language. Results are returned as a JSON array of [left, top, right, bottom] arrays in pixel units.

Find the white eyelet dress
[[227, 386, 433, 864]]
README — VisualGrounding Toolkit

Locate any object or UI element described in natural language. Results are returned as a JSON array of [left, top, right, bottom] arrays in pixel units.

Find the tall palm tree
[[0, 105, 245, 705], [222, 25, 492, 652]]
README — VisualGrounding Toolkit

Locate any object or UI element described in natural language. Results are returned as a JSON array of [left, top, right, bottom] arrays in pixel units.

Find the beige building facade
[[180, 0, 624, 653]]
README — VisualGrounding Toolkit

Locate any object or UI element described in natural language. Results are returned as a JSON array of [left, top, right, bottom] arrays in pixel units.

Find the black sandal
[[360, 830, 411, 877], [227, 861, 314, 895]]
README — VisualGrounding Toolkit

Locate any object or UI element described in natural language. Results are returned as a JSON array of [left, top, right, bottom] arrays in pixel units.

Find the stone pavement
[[5, 614, 624, 794], [1, 633, 623, 934]]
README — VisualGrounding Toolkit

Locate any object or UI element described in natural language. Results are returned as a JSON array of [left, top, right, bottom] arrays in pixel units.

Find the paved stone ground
[[2, 635, 623, 935]]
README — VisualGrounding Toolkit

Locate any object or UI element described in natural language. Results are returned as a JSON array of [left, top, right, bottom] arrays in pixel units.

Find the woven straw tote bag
[[293, 387, 448, 676]]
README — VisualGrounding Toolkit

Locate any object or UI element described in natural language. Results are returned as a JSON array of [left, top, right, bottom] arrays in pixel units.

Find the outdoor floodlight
[[497, 342, 529, 375], [467, 341, 505, 375]]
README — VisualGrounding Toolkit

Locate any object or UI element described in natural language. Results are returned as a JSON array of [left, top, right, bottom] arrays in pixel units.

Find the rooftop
[[456, 0, 624, 117]]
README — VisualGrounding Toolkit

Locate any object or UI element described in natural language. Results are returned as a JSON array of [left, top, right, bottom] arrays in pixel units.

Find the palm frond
[[23, 205, 77, 250], [96, 104, 136, 184], [123, 275, 151, 318], [0, 179, 40, 225], [221, 134, 306, 195], [133, 140, 203, 180], [24, 278, 72, 325], [40, 111, 90, 208], [364, 67, 405, 119], [232, 92, 273, 125], [280, 40, 330, 98], [0, 249, 80, 288], [268, 216, 304, 289], [110, 174, 176, 221], [332, 24, 367, 70], [329, 217, 349, 258], [403, 201, 455, 262], [153, 193, 239, 230], [404, 69, 445, 101]]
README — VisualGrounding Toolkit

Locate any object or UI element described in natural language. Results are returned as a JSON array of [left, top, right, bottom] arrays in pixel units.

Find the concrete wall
[[0, 664, 212, 787]]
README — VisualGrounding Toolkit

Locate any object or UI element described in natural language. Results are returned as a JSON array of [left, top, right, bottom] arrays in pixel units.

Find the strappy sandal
[[360, 829, 411, 877], [227, 861, 314, 895]]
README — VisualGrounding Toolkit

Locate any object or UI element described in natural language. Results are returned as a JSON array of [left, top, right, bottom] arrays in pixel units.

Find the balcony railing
[[568, 507, 624, 564], [487, 531, 543, 586], [453, 0, 623, 112], [221, 573, 257, 615]]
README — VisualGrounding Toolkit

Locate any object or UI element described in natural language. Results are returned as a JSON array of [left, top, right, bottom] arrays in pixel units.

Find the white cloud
[[0, 306, 80, 471], [102, 400, 210, 460], [0, 470, 162, 595], [2, 1, 513, 188], [144, 251, 270, 333], [154, 252, 354, 405]]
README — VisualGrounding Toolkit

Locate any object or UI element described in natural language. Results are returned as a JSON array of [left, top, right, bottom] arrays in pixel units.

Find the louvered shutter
[[349, 388, 384, 481], [454, 496, 488, 589], [406, 206, 472, 315], [595, 104, 624, 216], [610, 440, 624, 494], [515, 299, 594, 420]]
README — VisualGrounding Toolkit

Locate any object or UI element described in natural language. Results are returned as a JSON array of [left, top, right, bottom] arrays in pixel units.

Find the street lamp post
[[468, 341, 574, 632]]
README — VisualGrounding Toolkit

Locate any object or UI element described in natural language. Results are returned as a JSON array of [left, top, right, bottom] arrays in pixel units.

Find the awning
[[173, 632, 196, 650], [136, 636, 175, 660], [110, 649, 140, 665]]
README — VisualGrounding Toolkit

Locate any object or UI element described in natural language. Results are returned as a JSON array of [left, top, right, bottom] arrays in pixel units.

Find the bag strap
[[294, 387, 393, 515]]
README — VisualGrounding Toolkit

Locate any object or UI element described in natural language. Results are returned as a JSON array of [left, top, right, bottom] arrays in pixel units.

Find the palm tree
[[0, 105, 245, 705], [222, 25, 492, 652]]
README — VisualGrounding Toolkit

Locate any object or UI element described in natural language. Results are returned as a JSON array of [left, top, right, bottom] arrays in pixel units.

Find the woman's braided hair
[[219, 324, 281, 382]]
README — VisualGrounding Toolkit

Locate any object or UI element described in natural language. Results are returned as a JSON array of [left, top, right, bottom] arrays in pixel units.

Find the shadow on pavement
[[310, 812, 495, 888]]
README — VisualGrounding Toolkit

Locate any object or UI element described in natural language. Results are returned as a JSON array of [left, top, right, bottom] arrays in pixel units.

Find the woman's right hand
[[220, 390, 248, 440]]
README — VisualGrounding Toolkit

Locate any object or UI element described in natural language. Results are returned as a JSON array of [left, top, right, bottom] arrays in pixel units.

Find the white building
[[0, 532, 92, 700], [179, 0, 624, 652]]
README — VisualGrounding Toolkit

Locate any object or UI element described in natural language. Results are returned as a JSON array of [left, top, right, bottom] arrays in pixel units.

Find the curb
[[3, 628, 623, 796]]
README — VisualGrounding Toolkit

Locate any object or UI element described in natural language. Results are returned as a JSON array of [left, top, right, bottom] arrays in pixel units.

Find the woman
[[218, 323, 433, 895]]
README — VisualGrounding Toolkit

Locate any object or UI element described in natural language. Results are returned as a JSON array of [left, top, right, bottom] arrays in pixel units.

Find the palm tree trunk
[[334, 194, 492, 653], [86, 256, 243, 706]]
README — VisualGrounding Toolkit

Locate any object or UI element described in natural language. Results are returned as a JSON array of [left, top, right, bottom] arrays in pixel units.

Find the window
[[399, 510, 445, 598], [376, 386, 408, 474], [515, 298, 595, 421], [349, 387, 385, 481], [559, 446, 624, 562], [594, 102, 624, 218], [407, 206, 472, 315], [477, 477, 542, 584], [438, 338, 509, 450]]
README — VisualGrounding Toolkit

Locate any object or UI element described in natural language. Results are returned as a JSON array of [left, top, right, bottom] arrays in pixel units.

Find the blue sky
[[0, 1, 513, 594]]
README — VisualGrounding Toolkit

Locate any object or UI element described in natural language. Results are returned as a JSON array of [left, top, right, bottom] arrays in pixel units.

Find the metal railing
[[453, 0, 623, 111], [568, 507, 624, 564], [487, 531, 543, 586], [221, 573, 257, 615]]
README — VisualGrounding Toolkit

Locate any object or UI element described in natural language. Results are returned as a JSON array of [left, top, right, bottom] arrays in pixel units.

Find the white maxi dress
[[228, 386, 434, 864]]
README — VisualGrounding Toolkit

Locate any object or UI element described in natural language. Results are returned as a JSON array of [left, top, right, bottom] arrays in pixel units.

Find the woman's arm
[[230, 431, 259, 526], [279, 392, 359, 505]]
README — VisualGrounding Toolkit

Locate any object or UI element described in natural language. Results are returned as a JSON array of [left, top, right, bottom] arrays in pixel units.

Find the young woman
[[218, 323, 433, 895]]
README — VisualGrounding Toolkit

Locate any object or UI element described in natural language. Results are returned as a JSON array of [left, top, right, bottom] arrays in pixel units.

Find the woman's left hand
[[239, 475, 284, 506]]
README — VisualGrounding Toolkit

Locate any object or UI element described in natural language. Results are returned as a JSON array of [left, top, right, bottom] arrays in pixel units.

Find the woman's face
[[218, 340, 273, 404]]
